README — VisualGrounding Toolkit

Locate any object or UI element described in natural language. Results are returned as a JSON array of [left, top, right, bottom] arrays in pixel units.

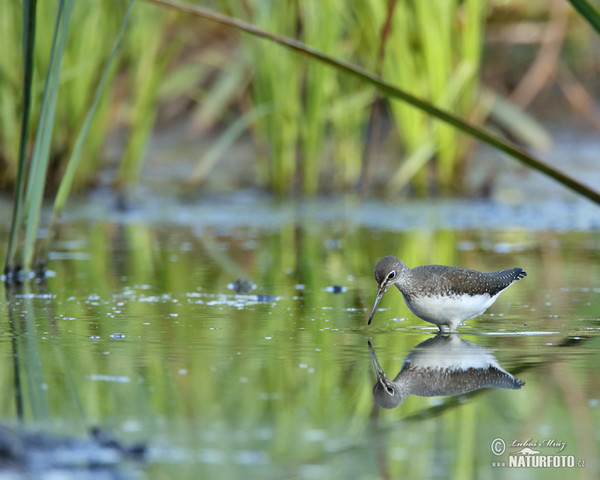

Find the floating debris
[[325, 285, 346, 294], [228, 278, 256, 294], [255, 294, 278, 302], [89, 374, 130, 383]]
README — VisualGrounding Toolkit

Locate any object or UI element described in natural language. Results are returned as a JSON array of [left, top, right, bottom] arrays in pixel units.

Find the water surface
[[0, 198, 598, 479]]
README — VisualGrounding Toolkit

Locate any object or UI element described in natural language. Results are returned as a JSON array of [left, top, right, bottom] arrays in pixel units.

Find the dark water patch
[[0, 424, 146, 479]]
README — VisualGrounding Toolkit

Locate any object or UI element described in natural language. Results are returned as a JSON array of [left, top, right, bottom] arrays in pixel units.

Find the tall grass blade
[[483, 89, 552, 150], [388, 141, 436, 194], [186, 105, 270, 186], [22, 0, 75, 271], [5, 0, 37, 279], [359, 0, 397, 196], [115, 4, 177, 192], [568, 0, 600, 34], [41, 0, 135, 261], [141, 0, 600, 204]]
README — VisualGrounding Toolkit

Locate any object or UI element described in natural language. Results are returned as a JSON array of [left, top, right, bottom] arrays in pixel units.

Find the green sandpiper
[[367, 256, 527, 331], [369, 336, 525, 409]]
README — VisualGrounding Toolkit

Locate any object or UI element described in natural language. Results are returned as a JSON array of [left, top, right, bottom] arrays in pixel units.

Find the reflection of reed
[[369, 335, 525, 409], [8, 301, 24, 421], [6, 285, 50, 422]]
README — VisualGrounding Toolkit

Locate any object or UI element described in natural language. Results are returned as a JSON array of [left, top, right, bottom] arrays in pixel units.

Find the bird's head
[[367, 256, 408, 325]]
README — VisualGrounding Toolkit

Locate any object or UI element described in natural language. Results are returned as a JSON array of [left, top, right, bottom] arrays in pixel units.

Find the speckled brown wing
[[399, 365, 526, 397], [405, 265, 526, 299]]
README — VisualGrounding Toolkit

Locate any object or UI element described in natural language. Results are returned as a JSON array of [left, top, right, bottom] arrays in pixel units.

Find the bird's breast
[[402, 291, 499, 323]]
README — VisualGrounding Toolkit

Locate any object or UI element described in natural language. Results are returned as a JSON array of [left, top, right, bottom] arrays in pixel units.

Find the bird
[[367, 256, 527, 331], [369, 336, 525, 409]]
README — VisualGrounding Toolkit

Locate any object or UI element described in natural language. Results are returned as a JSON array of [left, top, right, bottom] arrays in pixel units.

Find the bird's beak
[[367, 284, 387, 325], [368, 340, 390, 385]]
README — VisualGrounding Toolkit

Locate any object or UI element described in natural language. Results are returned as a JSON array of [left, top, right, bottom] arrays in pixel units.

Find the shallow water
[[0, 197, 599, 479]]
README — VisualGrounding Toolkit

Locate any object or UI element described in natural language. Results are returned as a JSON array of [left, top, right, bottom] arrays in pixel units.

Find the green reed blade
[[35, 0, 135, 269], [48, 1, 134, 229], [5, 0, 37, 276], [359, 0, 398, 196], [483, 89, 552, 151], [115, 4, 178, 191], [388, 141, 436, 194], [141, 0, 600, 204], [187, 105, 271, 186], [568, 0, 600, 34], [188, 51, 249, 131], [300, 0, 342, 195], [22, 0, 75, 271]]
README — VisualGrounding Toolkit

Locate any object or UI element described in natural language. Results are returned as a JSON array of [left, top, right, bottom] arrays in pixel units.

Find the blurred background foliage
[[0, 0, 599, 196]]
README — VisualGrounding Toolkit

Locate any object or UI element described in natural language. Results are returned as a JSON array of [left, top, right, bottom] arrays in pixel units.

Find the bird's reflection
[[369, 335, 525, 409]]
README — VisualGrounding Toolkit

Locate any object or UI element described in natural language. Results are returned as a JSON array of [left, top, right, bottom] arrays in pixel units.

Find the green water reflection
[[0, 221, 598, 479]]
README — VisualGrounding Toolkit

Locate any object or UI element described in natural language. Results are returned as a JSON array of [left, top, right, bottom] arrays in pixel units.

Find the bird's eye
[[386, 386, 395, 396], [387, 271, 396, 280]]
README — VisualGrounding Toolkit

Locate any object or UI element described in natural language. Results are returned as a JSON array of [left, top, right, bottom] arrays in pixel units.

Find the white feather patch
[[403, 335, 503, 371], [403, 291, 501, 330]]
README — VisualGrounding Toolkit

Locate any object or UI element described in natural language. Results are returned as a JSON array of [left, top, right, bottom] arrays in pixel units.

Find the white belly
[[403, 292, 500, 331]]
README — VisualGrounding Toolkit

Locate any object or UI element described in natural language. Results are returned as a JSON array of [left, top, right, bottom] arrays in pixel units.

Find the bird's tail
[[515, 269, 527, 280]]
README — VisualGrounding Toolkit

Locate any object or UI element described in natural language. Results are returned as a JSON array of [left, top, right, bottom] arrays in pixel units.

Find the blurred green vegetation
[[4, 0, 136, 278], [1, 0, 121, 189], [1, 0, 598, 197], [0, 222, 598, 478]]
